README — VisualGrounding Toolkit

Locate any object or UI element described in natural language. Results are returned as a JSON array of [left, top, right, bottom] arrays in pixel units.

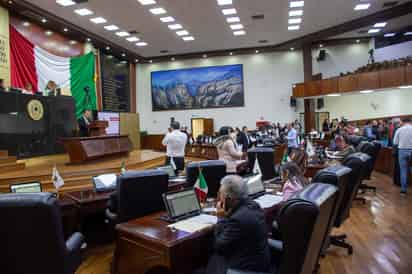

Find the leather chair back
[[339, 152, 371, 224], [312, 165, 352, 250], [117, 169, 169, 223], [0, 193, 69, 274], [346, 135, 367, 147], [186, 160, 226, 198], [278, 183, 338, 274], [247, 147, 276, 181], [356, 141, 380, 179]]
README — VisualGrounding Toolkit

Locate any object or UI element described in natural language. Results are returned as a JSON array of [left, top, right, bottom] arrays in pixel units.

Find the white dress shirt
[[162, 130, 188, 157], [394, 124, 412, 149]]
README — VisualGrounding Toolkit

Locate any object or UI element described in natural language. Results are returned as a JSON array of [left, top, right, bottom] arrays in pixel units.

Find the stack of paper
[[254, 194, 283, 209], [168, 214, 218, 233]]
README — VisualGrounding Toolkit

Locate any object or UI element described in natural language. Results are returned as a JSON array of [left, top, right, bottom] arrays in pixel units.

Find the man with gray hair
[[205, 175, 270, 274]]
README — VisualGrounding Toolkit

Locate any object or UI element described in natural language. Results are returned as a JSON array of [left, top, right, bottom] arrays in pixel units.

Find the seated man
[[326, 135, 355, 161], [205, 175, 271, 274]]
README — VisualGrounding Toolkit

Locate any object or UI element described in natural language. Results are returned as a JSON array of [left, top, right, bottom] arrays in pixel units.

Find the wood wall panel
[[305, 80, 321, 97], [358, 71, 380, 91], [292, 83, 305, 97], [406, 64, 412, 85], [120, 113, 140, 149], [320, 78, 338, 95], [338, 74, 359, 93], [379, 67, 406, 88], [141, 135, 165, 151]]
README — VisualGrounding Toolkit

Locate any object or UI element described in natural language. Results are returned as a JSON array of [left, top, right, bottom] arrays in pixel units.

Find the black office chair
[[0, 193, 85, 274], [186, 160, 226, 198], [247, 147, 277, 181], [312, 165, 353, 254], [105, 169, 169, 224], [345, 135, 367, 148], [267, 183, 338, 274], [357, 141, 381, 192]]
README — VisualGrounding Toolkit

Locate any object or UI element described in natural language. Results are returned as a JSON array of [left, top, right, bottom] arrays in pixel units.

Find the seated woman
[[214, 126, 245, 174], [280, 161, 309, 201]]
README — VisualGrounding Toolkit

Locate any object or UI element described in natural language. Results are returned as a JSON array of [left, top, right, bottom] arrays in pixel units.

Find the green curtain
[[70, 52, 97, 119]]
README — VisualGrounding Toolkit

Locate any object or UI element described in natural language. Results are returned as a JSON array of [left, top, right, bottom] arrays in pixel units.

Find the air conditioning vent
[[251, 14, 265, 20]]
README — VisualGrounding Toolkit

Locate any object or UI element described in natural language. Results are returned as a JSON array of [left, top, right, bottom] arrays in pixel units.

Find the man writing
[[78, 109, 93, 137], [205, 175, 271, 274], [162, 121, 187, 173]]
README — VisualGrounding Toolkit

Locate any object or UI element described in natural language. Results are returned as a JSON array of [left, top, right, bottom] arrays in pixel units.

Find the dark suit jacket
[[237, 132, 249, 152], [213, 199, 271, 273], [77, 117, 90, 137]]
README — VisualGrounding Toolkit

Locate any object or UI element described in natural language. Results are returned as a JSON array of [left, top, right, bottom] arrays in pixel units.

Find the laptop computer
[[157, 165, 186, 183], [10, 181, 42, 193], [92, 173, 117, 192], [245, 174, 266, 199], [162, 188, 202, 222]]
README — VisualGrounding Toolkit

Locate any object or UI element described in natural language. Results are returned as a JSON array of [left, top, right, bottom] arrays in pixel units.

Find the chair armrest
[[227, 269, 270, 274], [66, 232, 84, 253], [268, 239, 283, 253], [105, 208, 118, 224], [271, 220, 282, 240]]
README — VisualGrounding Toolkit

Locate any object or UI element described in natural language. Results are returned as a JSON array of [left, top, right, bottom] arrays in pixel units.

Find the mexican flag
[[10, 26, 96, 118], [194, 169, 208, 202]]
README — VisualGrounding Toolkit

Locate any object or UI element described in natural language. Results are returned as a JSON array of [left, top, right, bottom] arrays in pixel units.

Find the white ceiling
[[26, 0, 411, 57]]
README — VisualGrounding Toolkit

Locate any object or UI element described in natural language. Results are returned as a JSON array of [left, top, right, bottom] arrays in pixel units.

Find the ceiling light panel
[[384, 33, 396, 37], [176, 30, 189, 36], [56, 0, 75, 6], [288, 25, 300, 30], [290, 1, 304, 8], [217, 0, 232, 5], [138, 0, 156, 5], [104, 25, 119, 31], [374, 22, 387, 28], [289, 10, 303, 17], [74, 8, 94, 16], [136, 42, 148, 47], [182, 36, 195, 41], [160, 16, 175, 22], [149, 7, 166, 15], [116, 31, 130, 37], [288, 18, 302, 24], [90, 17, 107, 24], [368, 29, 380, 33], [226, 17, 240, 23], [233, 30, 246, 36], [230, 24, 243, 30], [354, 3, 370, 10], [222, 8, 237, 15], [126, 36, 140, 42], [168, 24, 183, 30]]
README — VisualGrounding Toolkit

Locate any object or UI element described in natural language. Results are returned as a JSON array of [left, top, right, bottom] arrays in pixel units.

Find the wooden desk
[[305, 163, 328, 178], [61, 135, 132, 164], [58, 196, 78, 238], [113, 199, 283, 274]]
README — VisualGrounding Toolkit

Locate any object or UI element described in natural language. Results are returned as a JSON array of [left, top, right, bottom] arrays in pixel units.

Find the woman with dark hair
[[280, 161, 309, 201], [214, 126, 244, 174]]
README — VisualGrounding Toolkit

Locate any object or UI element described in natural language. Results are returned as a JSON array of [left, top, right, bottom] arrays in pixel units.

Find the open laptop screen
[[158, 165, 176, 178], [164, 189, 201, 218], [246, 174, 264, 196], [10, 182, 42, 193]]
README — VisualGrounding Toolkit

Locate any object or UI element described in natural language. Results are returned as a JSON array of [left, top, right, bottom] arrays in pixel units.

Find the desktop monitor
[[10, 182, 42, 193]]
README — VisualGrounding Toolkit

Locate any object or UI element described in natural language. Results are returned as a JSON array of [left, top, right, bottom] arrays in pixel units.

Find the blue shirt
[[287, 128, 298, 148]]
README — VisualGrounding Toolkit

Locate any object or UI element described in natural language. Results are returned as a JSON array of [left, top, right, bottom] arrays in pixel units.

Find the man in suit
[[78, 109, 93, 137], [205, 175, 271, 274], [237, 126, 250, 152]]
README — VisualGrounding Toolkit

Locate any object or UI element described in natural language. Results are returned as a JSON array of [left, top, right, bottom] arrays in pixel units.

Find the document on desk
[[168, 214, 218, 233], [254, 194, 283, 209]]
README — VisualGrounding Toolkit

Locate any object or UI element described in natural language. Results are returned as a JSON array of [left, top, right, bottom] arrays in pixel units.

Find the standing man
[[205, 175, 271, 274], [392, 119, 401, 186], [77, 109, 93, 137], [286, 122, 298, 155], [162, 121, 187, 173], [393, 118, 412, 195]]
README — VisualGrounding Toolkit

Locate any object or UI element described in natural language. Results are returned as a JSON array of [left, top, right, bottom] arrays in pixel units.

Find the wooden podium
[[88, 120, 109, 137]]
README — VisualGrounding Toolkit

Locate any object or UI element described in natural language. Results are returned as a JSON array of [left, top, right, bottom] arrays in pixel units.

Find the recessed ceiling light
[[90, 17, 107, 24], [399, 85, 412, 89], [229, 52, 233, 55], [374, 22, 387, 28], [135, 59, 139, 63], [288, 25, 300, 30], [290, 47, 295, 51], [290, 1, 304, 8], [171, 57, 175, 61], [226, 17, 240, 23], [360, 90, 374, 94], [354, 3, 370, 10], [22, 21, 30, 27], [8, 0, 12, 4], [104, 25, 119, 31], [136, 42, 148, 47], [106, 46, 111, 50], [368, 29, 380, 33], [176, 30, 189, 36], [203, 54, 208, 58], [319, 44, 324, 48], [160, 16, 175, 22], [149, 7, 167, 15], [86, 38, 91, 42], [222, 8, 237, 15], [168, 24, 182, 30], [255, 50, 259, 54], [69, 40, 77, 45], [126, 36, 140, 42], [404, 32, 412, 36], [289, 10, 303, 17], [45, 30, 53, 36], [41, 18, 47, 23], [116, 31, 130, 37], [63, 27, 69, 32], [138, 0, 156, 5], [230, 24, 243, 30], [233, 30, 246, 36], [327, 93, 341, 97], [56, 0, 76, 7], [182, 36, 195, 41], [384, 33, 396, 37], [217, 0, 232, 5], [356, 39, 360, 43], [149, 60, 153, 63], [121, 53, 126, 57], [74, 8, 94, 16], [288, 18, 302, 24]]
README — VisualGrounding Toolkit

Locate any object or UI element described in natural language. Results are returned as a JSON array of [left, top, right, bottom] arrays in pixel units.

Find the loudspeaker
[[317, 49, 326, 61], [317, 98, 324, 109], [290, 97, 297, 107]]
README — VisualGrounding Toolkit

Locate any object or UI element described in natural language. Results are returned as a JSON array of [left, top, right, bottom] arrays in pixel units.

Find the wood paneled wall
[[141, 135, 166, 151]]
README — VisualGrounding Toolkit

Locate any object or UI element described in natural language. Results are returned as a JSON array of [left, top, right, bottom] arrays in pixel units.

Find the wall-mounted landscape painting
[[151, 64, 244, 111]]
